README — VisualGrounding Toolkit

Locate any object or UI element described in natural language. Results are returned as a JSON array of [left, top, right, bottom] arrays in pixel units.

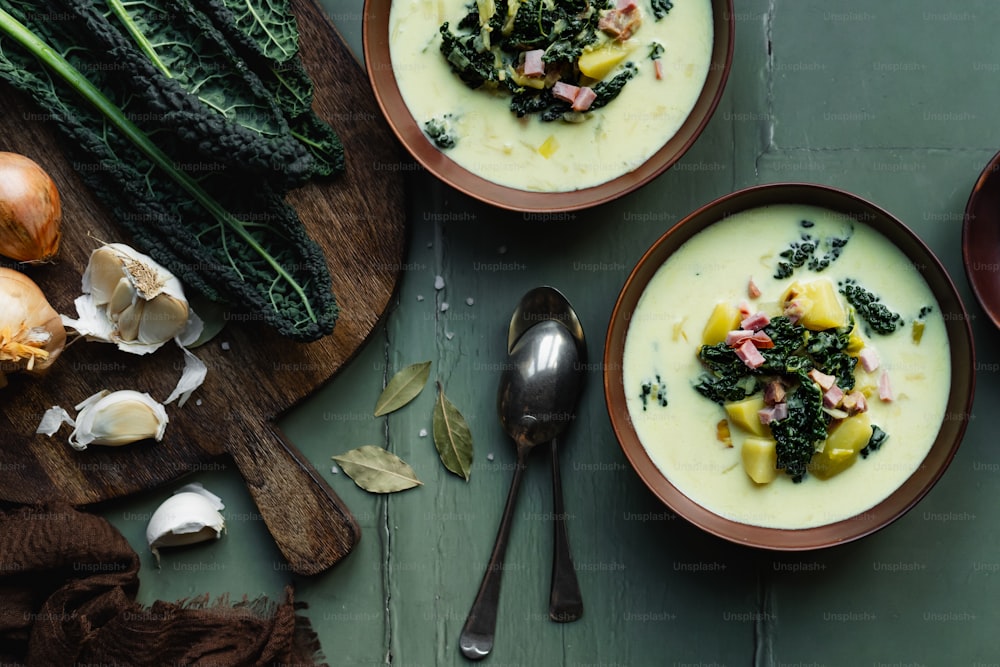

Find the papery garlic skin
[[68, 389, 168, 450], [0, 267, 66, 387], [146, 483, 226, 564], [63, 243, 199, 354]]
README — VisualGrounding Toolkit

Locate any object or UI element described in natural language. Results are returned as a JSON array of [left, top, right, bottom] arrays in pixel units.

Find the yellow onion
[[0, 152, 62, 263], [0, 267, 66, 387]]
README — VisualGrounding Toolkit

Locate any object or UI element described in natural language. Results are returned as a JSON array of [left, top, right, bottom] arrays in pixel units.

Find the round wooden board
[[0, 0, 407, 572]]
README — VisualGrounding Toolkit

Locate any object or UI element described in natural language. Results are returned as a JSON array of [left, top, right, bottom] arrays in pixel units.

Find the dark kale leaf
[[0, 0, 338, 340], [588, 62, 638, 111], [804, 327, 857, 390], [774, 233, 818, 280], [650, 0, 673, 20], [693, 343, 761, 404], [508, 0, 604, 49], [839, 279, 902, 335], [859, 425, 888, 459], [439, 22, 499, 88], [769, 382, 829, 482], [424, 116, 457, 149], [509, 60, 635, 121], [807, 234, 850, 272], [756, 316, 806, 374], [639, 375, 668, 410], [773, 221, 853, 279], [457, 0, 511, 32], [510, 87, 564, 118]]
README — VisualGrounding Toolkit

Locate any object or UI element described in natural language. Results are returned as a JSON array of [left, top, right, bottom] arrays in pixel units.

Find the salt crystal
[[331, 465, 339, 475], [419, 428, 428, 438], [445, 331, 455, 340], [434, 275, 445, 290], [487, 453, 495, 461], [466, 297, 475, 306], [416, 294, 425, 302], [440, 302, 450, 312], [221, 341, 231, 351]]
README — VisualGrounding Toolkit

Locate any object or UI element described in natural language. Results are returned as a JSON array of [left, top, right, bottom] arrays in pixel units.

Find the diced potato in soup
[[741, 437, 779, 485], [725, 396, 768, 437], [622, 204, 950, 529], [702, 302, 741, 346]]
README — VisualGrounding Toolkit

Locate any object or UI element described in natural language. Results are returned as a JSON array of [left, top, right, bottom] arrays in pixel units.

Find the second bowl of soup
[[604, 183, 975, 549], [364, 0, 733, 211]]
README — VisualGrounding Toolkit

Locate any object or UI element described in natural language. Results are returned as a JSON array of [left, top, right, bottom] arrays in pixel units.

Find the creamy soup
[[622, 204, 951, 529], [388, 0, 714, 192]]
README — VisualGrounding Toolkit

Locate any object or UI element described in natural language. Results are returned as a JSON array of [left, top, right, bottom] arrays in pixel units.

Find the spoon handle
[[549, 438, 583, 622], [459, 457, 528, 660]]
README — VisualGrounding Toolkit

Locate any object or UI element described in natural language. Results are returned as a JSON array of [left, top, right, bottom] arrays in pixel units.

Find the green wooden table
[[100, 1, 1000, 664]]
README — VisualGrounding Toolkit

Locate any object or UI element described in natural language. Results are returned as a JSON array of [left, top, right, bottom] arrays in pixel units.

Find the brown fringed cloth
[[0, 503, 326, 667]]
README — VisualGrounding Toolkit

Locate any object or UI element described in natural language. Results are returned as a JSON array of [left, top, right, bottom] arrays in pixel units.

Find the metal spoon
[[507, 286, 585, 358], [459, 319, 584, 660], [506, 287, 586, 623]]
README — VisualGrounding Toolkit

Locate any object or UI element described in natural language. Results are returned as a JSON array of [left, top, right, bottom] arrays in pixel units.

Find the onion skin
[[0, 267, 66, 386], [0, 152, 62, 262]]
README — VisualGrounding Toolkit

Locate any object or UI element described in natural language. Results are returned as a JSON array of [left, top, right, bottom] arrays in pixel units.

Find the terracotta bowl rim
[[361, 0, 735, 213], [603, 181, 976, 551], [962, 148, 1000, 329]]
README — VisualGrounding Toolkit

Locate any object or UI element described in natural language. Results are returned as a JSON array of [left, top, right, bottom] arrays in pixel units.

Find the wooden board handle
[[227, 417, 360, 575]]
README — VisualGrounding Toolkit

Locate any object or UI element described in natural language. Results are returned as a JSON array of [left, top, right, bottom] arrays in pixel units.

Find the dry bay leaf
[[374, 360, 432, 416], [333, 446, 422, 493], [432, 382, 473, 480]]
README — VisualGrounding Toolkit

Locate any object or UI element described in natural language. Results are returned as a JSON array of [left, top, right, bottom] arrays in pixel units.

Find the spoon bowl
[[507, 286, 586, 358], [499, 319, 583, 447]]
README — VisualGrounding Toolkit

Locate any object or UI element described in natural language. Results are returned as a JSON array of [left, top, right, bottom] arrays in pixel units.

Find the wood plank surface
[[0, 0, 407, 575]]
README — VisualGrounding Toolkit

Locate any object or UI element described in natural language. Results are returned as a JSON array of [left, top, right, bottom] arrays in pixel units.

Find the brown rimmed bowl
[[604, 183, 975, 550], [362, 0, 734, 213], [963, 149, 1000, 329]]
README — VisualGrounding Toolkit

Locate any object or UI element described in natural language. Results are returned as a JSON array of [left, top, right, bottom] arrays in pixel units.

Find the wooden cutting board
[[0, 0, 407, 575]]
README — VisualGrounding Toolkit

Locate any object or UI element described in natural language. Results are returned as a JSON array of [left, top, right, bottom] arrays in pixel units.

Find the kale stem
[[104, 0, 172, 78], [536, 0, 547, 36], [0, 7, 318, 326]]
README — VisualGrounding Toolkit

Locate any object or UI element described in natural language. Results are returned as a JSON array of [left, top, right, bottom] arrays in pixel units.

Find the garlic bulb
[[36, 389, 169, 451], [61, 243, 208, 406], [63, 243, 198, 354], [0, 267, 66, 387], [146, 483, 226, 564]]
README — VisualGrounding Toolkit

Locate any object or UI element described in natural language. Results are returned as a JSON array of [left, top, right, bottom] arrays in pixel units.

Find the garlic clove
[[68, 389, 168, 450], [146, 483, 225, 565], [139, 293, 191, 346], [115, 300, 144, 342], [86, 245, 128, 306], [107, 276, 135, 318]]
